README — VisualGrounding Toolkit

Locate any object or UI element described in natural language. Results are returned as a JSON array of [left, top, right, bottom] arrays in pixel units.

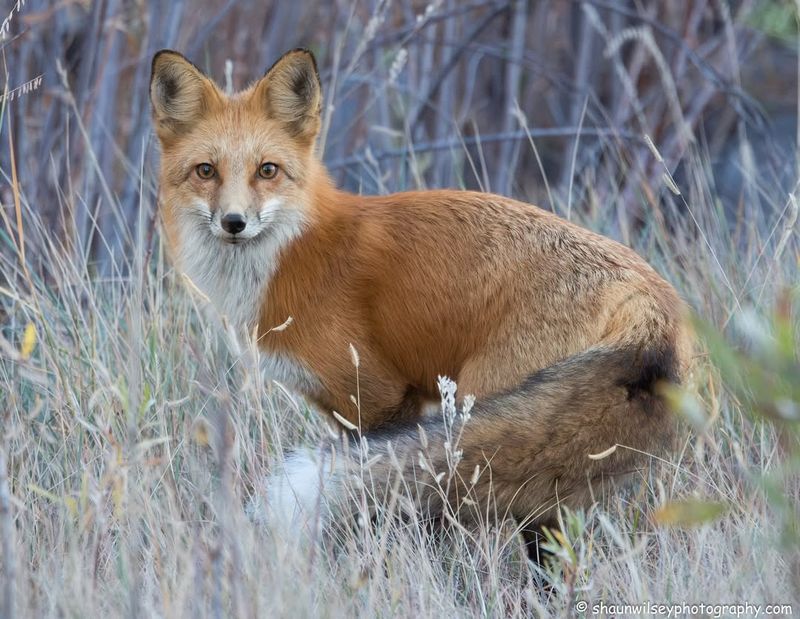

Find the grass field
[[1, 2, 800, 617], [1, 132, 798, 617]]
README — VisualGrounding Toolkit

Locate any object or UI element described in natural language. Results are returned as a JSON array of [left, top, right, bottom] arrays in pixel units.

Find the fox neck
[[176, 214, 303, 328]]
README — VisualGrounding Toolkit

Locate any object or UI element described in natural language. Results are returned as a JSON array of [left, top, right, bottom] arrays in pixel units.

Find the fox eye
[[258, 162, 279, 180], [195, 163, 216, 180]]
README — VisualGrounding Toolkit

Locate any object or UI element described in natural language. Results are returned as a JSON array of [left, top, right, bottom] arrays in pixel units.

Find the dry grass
[[1, 1, 800, 617], [1, 136, 797, 616]]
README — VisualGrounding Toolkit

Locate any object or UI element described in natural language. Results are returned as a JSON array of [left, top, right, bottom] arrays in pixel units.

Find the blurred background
[[1, 5, 799, 614], [1, 0, 798, 271]]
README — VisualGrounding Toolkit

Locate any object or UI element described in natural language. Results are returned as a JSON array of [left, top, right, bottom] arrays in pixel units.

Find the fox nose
[[221, 213, 246, 235]]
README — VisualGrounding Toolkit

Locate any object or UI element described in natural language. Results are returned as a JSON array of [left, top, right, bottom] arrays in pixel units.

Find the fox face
[[150, 49, 324, 326]]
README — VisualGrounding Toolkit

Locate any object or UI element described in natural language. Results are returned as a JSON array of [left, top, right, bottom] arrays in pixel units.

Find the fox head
[[150, 49, 326, 324], [150, 48, 324, 243]]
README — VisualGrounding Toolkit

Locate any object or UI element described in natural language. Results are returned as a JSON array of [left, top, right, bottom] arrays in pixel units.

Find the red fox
[[150, 49, 692, 534]]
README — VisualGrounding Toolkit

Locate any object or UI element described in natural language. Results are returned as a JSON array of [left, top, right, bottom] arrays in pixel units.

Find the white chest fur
[[181, 238, 276, 327], [175, 201, 299, 329], [174, 204, 323, 395]]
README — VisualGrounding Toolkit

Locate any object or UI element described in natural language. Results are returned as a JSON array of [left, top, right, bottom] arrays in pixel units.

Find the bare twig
[[496, 0, 527, 194]]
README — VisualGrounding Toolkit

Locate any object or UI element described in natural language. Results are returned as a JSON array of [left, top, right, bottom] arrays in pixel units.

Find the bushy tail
[[266, 344, 682, 531]]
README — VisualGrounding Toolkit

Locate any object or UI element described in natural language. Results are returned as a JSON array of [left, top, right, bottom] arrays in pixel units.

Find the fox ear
[[150, 50, 221, 142], [255, 49, 322, 143]]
